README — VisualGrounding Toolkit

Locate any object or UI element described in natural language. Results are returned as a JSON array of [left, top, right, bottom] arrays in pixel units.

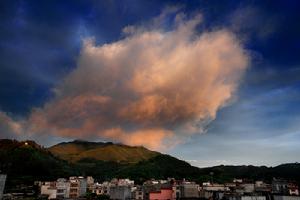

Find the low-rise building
[[177, 181, 200, 198], [110, 185, 132, 200], [56, 178, 70, 199], [87, 176, 95, 192], [41, 182, 57, 199], [274, 196, 300, 200], [272, 179, 289, 195], [288, 183, 299, 196], [133, 186, 144, 200], [69, 176, 87, 198], [241, 196, 266, 200], [228, 195, 266, 200], [149, 187, 174, 200]]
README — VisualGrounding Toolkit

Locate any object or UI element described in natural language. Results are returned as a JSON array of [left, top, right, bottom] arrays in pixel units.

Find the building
[[87, 176, 95, 192], [56, 178, 70, 199], [109, 185, 132, 200], [203, 183, 229, 192], [41, 182, 57, 199], [254, 181, 271, 194], [149, 188, 174, 200], [274, 196, 300, 200], [0, 175, 6, 200], [176, 181, 200, 199], [133, 186, 144, 200], [288, 183, 299, 196], [69, 176, 87, 198], [242, 184, 255, 194], [241, 196, 266, 200], [272, 179, 289, 195], [202, 183, 229, 200], [69, 177, 80, 198]]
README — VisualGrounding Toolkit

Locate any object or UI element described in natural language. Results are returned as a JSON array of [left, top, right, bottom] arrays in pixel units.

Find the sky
[[0, 0, 300, 167]]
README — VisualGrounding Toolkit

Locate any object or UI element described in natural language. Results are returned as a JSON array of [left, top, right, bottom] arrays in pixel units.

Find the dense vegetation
[[1, 139, 300, 192], [0, 139, 79, 192]]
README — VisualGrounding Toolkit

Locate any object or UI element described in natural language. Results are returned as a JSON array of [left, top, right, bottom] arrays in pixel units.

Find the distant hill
[[0, 139, 78, 191], [48, 140, 160, 163], [1, 139, 300, 190]]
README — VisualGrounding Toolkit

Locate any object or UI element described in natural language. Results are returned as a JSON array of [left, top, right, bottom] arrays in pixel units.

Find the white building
[[41, 182, 57, 199], [56, 178, 70, 199], [69, 176, 87, 198], [87, 176, 95, 191]]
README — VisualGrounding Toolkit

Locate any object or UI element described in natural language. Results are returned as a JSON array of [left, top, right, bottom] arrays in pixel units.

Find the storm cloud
[[1, 11, 249, 150]]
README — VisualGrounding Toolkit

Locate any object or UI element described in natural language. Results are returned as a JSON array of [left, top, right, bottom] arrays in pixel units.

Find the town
[[1, 174, 299, 200]]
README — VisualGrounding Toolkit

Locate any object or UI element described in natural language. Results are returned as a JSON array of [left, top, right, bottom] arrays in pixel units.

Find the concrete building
[[41, 182, 57, 199], [272, 179, 289, 195], [203, 183, 229, 192], [228, 195, 266, 200], [56, 178, 70, 199], [118, 179, 134, 186], [78, 176, 87, 197], [69, 177, 80, 198], [110, 185, 132, 200], [177, 181, 200, 198], [288, 184, 299, 196], [149, 188, 174, 200], [69, 176, 87, 198], [0, 175, 7, 200], [274, 196, 300, 200], [133, 186, 144, 200], [87, 176, 95, 192], [242, 184, 255, 194], [241, 196, 266, 200]]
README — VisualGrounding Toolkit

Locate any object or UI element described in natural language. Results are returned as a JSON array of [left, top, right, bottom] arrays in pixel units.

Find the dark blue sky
[[0, 0, 300, 167]]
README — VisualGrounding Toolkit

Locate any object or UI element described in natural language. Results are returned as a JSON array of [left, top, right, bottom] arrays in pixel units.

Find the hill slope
[[0, 139, 78, 191], [1, 139, 300, 189], [48, 140, 160, 163]]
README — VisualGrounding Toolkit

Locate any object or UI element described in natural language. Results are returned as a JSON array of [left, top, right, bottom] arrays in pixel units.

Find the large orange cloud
[[0, 11, 249, 150]]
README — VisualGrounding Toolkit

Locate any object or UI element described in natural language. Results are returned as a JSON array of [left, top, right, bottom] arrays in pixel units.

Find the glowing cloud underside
[[1, 12, 249, 150]]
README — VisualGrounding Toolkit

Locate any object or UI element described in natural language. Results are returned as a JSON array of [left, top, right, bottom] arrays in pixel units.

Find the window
[[58, 189, 64, 193]]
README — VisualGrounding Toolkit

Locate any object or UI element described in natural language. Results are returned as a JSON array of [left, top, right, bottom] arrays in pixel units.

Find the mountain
[[0, 139, 78, 191], [48, 140, 160, 163], [1, 139, 300, 190]]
